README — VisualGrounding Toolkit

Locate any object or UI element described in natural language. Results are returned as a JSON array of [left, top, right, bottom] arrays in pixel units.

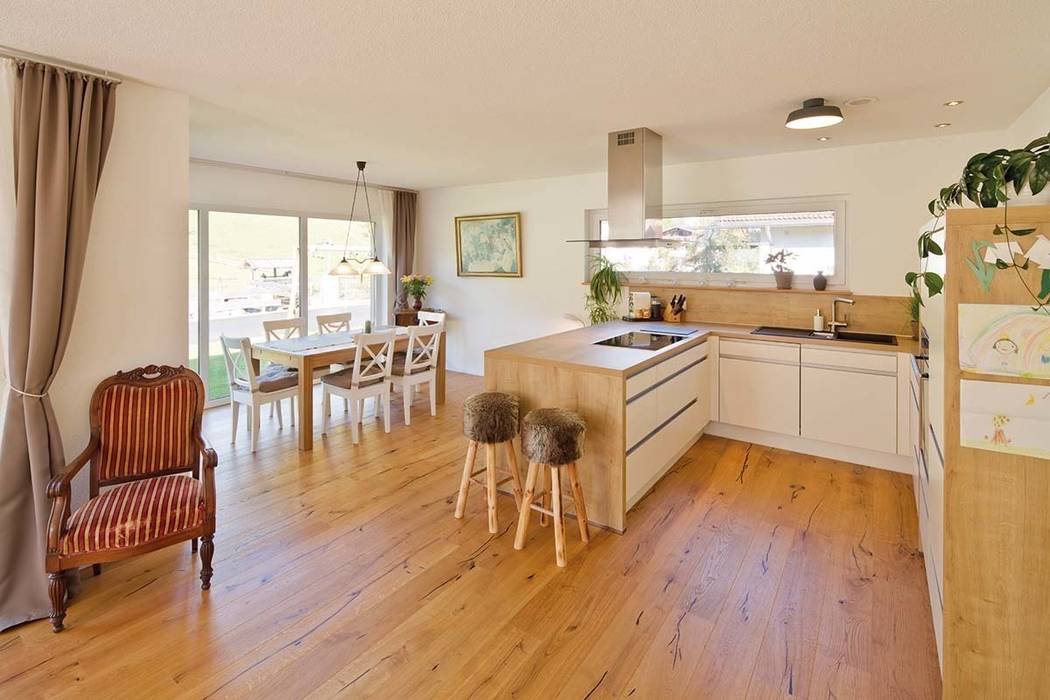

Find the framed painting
[[455, 212, 523, 277]]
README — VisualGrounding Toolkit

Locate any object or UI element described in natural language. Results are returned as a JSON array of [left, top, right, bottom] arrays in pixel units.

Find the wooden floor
[[0, 372, 941, 699]]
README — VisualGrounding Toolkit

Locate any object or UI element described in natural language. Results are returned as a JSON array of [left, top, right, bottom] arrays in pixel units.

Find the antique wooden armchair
[[45, 365, 217, 632]]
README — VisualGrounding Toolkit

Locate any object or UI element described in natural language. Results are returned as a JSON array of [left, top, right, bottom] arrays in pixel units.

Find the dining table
[[252, 326, 447, 450]]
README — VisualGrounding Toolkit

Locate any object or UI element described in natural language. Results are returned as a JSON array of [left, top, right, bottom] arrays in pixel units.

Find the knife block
[[662, 306, 684, 323]]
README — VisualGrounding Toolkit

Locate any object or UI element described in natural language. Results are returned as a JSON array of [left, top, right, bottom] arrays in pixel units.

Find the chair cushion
[[321, 367, 386, 390], [522, 408, 586, 465], [391, 351, 432, 376], [233, 366, 298, 393], [61, 475, 205, 555], [463, 392, 519, 444], [96, 378, 197, 481]]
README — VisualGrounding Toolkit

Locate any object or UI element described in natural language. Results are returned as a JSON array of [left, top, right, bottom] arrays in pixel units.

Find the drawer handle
[[802, 361, 896, 377], [720, 353, 799, 367]]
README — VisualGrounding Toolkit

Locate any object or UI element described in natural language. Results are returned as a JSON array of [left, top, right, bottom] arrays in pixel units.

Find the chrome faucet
[[829, 297, 854, 333]]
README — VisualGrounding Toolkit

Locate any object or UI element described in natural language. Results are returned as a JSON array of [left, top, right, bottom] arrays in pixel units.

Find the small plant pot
[[774, 270, 794, 290]]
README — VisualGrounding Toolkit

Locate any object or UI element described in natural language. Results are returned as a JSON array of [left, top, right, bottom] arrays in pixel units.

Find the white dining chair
[[417, 310, 446, 326], [389, 322, 442, 425], [321, 329, 396, 444], [316, 312, 353, 411], [220, 335, 299, 453], [316, 312, 352, 334], [262, 318, 304, 419]]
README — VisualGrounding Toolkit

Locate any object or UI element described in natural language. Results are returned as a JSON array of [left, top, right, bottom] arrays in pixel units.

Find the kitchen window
[[583, 197, 846, 288]]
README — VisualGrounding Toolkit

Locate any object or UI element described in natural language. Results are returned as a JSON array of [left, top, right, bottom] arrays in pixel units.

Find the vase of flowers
[[401, 273, 433, 311], [766, 249, 796, 290]]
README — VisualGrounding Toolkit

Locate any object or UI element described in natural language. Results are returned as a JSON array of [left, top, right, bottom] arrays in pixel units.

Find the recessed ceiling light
[[934, 122, 952, 128], [845, 96, 879, 107], [785, 98, 844, 130], [817, 136, 831, 142], [944, 100, 964, 107]]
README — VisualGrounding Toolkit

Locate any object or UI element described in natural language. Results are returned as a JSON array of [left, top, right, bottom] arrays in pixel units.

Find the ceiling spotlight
[[845, 96, 879, 107], [785, 98, 844, 130], [934, 122, 952, 128], [943, 100, 964, 107], [817, 136, 831, 142]]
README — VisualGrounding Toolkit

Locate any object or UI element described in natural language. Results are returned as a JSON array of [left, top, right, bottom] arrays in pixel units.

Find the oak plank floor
[[0, 372, 941, 699]]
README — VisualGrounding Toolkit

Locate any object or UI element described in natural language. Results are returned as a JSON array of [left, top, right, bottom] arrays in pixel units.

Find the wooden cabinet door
[[718, 356, 800, 436], [800, 366, 897, 453]]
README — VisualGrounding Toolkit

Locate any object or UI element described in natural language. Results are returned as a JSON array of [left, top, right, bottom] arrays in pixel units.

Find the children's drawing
[[1025, 235, 1050, 269], [960, 380, 1050, 460], [983, 241, 1024, 264], [959, 304, 1050, 379]]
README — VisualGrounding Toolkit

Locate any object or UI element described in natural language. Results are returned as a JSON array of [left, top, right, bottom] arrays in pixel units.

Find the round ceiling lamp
[[785, 98, 844, 130]]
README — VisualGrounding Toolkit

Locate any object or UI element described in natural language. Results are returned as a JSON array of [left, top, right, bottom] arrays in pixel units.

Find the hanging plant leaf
[[993, 224, 1004, 236], [1031, 153, 1050, 195], [923, 272, 944, 296], [1025, 135, 1049, 152], [1041, 269, 1050, 301], [905, 271, 918, 285], [995, 259, 1011, 269], [927, 238, 943, 255], [1010, 227, 1036, 236]]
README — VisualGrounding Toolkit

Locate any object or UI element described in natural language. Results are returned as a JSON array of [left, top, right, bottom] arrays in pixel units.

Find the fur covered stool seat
[[514, 408, 590, 567], [455, 392, 525, 533]]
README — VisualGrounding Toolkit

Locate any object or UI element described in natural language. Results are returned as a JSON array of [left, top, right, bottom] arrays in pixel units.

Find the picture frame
[[454, 212, 523, 277]]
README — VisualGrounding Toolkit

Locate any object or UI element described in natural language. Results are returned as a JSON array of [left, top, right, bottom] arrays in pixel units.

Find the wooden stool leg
[[538, 465, 549, 527], [454, 440, 477, 519], [567, 462, 590, 544], [485, 443, 498, 534], [551, 466, 566, 567], [504, 440, 524, 510], [514, 462, 539, 550]]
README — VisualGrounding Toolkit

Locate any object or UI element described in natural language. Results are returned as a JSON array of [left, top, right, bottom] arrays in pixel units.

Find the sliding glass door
[[190, 206, 386, 405]]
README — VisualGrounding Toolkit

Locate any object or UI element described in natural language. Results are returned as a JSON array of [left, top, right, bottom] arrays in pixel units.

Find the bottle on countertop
[[813, 309, 824, 332]]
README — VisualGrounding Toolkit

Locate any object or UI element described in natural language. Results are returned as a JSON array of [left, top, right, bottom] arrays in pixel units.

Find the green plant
[[907, 131, 1050, 312], [401, 273, 433, 300], [765, 249, 795, 272], [585, 254, 624, 325], [908, 290, 921, 323]]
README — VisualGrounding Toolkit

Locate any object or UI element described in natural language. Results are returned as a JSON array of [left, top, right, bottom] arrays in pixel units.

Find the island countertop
[[484, 320, 918, 378]]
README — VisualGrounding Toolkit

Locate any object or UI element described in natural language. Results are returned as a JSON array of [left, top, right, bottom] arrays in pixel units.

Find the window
[[585, 198, 845, 287], [189, 206, 387, 405]]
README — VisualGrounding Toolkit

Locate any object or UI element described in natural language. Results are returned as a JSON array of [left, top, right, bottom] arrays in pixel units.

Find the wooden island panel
[[485, 355, 627, 532]]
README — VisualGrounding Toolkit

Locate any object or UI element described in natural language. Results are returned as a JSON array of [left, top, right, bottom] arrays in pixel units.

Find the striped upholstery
[[61, 475, 205, 555], [96, 378, 197, 481]]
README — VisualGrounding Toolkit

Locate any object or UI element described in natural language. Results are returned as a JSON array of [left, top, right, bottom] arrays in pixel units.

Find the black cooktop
[[594, 329, 697, 350]]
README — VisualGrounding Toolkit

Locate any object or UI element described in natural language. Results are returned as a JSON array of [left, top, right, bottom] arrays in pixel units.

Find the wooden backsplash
[[631, 284, 912, 335]]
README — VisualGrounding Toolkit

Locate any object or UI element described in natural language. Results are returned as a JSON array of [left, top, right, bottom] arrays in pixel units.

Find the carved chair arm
[[195, 434, 218, 520], [46, 435, 98, 553]]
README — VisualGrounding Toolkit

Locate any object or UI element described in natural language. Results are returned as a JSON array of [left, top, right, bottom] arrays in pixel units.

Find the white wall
[[51, 81, 189, 455], [418, 129, 1016, 375]]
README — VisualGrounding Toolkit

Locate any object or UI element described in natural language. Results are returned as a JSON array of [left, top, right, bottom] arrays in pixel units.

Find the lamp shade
[[329, 257, 360, 276], [361, 257, 392, 275], [785, 98, 843, 130]]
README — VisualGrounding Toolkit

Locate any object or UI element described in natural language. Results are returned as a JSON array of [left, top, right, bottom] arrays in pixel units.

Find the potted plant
[[766, 249, 796, 289], [585, 254, 624, 325], [401, 273, 434, 311], [908, 290, 921, 340]]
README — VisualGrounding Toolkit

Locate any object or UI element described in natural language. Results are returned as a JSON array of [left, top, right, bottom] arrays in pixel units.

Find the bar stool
[[455, 392, 524, 533], [514, 408, 590, 567]]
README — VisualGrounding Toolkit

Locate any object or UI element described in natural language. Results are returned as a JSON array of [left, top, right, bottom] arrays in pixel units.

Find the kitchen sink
[[751, 326, 897, 346]]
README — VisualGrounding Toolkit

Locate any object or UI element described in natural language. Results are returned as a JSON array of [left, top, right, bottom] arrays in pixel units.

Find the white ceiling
[[3, 1, 1049, 189]]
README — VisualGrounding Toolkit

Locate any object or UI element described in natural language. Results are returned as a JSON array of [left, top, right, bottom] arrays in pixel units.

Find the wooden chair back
[[316, 312, 352, 334], [89, 365, 206, 487], [220, 335, 260, 392], [404, 323, 443, 374], [417, 311, 446, 326], [351, 329, 396, 388], [263, 317, 303, 341]]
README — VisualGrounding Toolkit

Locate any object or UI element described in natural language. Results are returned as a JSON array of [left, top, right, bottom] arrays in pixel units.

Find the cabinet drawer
[[627, 400, 701, 505], [718, 356, 800, 436], [626, 355, 707, 451], [800, 366, 897, 453], [720, 338, 799, 364], [801, 346, 897, 374], [626, 341, 708, 400]]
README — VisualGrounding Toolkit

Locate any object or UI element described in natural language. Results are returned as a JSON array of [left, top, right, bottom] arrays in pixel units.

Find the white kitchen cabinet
[[718, 355, 800, 436], [800, 366, 897, 453]]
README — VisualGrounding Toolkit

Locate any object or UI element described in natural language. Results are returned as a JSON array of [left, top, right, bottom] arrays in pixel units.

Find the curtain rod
[[0, 45, 123, 84], [190, 157, 417, 194]]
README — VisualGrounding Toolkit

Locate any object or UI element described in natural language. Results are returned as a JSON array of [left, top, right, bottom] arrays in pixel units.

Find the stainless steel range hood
[[568, 127, 670, 247]]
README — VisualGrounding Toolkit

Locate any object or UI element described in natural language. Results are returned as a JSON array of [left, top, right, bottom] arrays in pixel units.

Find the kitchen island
[[485, 321, 712, 532], [485, 319, 918, 533]]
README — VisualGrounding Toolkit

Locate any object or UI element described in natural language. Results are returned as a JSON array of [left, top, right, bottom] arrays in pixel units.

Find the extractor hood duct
[[568, 127, 668, 247]]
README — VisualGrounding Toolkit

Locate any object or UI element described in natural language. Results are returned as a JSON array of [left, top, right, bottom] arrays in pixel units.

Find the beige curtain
[[0, 60, 116, 630], [392, 190, 417, 308]]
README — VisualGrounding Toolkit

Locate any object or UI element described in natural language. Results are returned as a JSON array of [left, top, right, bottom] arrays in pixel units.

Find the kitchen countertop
[[484, 320, 920, 377]]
